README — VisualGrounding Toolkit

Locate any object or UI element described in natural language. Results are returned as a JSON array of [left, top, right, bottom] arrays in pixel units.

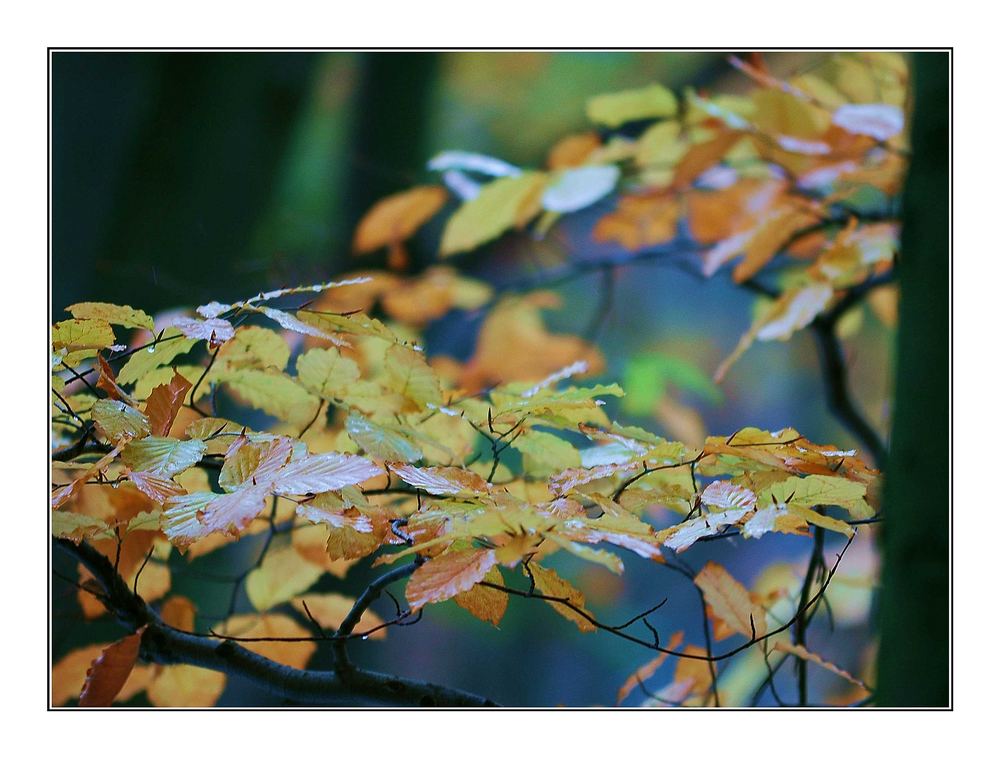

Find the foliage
[[51, 52, 908, 708]]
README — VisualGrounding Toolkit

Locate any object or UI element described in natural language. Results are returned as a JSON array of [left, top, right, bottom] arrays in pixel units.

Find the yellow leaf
[[529, 563, 596, 632], [121, 437, 206, 478], [296, 348, 360, 398], [66, 302, 154, 332], [221, 614, 316, 669], [586, 83, 678, 128], [246, 546, 324, 612], [774, 640, 869, 690], [385, 344, 443, 409], [217, 325, 290, 371], [147, 665, 227, 707], [440, 172, 547, 256], [52, 319, 117, 352], [220, 368, 319, 426], [296, 593, 386, 638], [92, 399, 151, 443]]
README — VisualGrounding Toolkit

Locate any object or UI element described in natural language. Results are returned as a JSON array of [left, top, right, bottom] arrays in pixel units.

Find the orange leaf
[[547, 132, 601, 169], [593, 193, 680, 251], [774, 641, 870, 690], [453, 566, 508, 626], [354, 186, 448, 254], [405, 549, 498, 609], [694, 561, 767, 640], [671, 130, 744, 189], [78, 627, 145, 707], [96, 355, 132, 404], [617, 630, 684, 704], [144, 371, 193, 437]]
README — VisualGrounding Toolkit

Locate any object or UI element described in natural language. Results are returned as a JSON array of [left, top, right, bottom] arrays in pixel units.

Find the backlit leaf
[[67, 302, 154, 332], [143, 371, 193, 436], [529, 563, 596, 632], [453, 566, 508, 626], [694, 562, 767, 639], [440, 172, 547, 256], [389, 464, 490, 497], [246, 546, 325, 612], [354, 185, 448, 253], [116, 328, 197, 386], [296, 348, 360, 398], [346, 414, 422, 462], [541, 165, 620, 213], [92, 399, 151, 443], [121, 437, 206, 479], [52, 319, 116, 352], [405, 549, 498, 609], [586, 83, 678, 128]]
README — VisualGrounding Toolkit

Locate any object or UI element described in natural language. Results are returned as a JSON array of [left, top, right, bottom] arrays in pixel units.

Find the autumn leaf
[[147, 665, 227, 707], [297, 593, 386, 638], [616, 631, 684, 704], [405, 549, 498, 609], [354, 185, 448, 253], [593, 193, 680, 250], [78, 628, 145, 707], [529, 563, 596, 632], [453, 566, 508, 626], [92, 398, 151, 443], [586, 83, 678, 128], [116, 328, 197, 386], [389, 463, 490, 497], [143, 371, 193, 436], [66, 302, 154, 332], [694, 562, 767, 639], [246, 546, 324, 612], [440, 172, 547, 256], [52, 318, 117, 352], [169, 316, 235, 347]]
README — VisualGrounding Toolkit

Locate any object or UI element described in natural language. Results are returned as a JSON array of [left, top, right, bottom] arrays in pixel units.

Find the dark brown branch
[[55, 538, 497, 707]]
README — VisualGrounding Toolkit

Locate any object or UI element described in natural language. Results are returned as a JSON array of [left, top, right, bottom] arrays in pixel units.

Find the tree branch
[[54, 538, 497, 707]]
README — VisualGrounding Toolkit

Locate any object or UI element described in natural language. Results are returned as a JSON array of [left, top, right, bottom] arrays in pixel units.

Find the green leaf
[[440, 172, 547, 256], [586, 83, 678, 128], [623, 353, 723, 416], [117, 328, 198, 386]]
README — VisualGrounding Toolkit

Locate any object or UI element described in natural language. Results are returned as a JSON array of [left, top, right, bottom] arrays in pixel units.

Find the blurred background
[[52, 51, 894, 706]]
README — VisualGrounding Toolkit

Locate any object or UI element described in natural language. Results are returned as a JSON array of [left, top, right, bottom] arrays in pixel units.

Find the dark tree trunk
[[875, 51, 950, 707]]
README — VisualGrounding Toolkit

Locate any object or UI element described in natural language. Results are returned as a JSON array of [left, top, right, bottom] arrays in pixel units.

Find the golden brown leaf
[[593, 193, 680, 251], [405, 549, 498, 609], [144, 371, 194, 437], [546, 132, 601, 169], [694, 561, 767, 640], [529, 563, 596, 632], [78, 628, 145, 707], [616, 630, 684, 704], [222, 614, 316, 669], [453, 566, 508, 626]]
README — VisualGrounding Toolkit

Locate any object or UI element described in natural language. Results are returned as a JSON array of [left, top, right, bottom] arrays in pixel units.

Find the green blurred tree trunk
[[876, 51, 949, 707]]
